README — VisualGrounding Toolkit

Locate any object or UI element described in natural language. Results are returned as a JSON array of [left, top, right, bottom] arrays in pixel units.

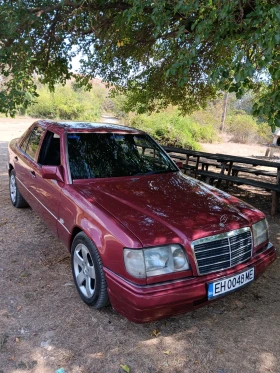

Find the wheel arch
[[8, 163, 14, 175], [69, 226, 83, 251], [69, 223, 103, 255]]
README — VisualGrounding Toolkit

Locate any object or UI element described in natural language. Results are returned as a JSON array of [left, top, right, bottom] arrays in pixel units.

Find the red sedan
[[8, 120, 276, 322]]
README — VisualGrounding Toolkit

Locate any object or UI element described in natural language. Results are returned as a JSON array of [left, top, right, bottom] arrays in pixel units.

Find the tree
[[0, 1, 279, 128], [220, 92, 229, 132]]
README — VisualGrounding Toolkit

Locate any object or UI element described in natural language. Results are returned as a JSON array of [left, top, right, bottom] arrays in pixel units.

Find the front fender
[[59, 185, 144, 283]]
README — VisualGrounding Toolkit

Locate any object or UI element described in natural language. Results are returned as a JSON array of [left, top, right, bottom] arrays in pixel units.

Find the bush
[[129, 110, 218, 150], [27, 83, 104, 121], [256, 122, 273, 144], [104, 92, 129, 120], [227, 112, 272, 144]]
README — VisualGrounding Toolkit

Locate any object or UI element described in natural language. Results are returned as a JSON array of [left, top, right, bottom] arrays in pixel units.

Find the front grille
[[192, 228, 252, 275]]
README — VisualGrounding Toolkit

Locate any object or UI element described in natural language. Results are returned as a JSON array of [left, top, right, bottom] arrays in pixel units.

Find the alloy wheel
[[10, 174, 17, 204], [73, 243, 96, 298]]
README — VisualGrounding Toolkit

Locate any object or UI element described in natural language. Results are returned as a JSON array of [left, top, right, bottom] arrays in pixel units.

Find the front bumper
[[104, 243, 276, 323]]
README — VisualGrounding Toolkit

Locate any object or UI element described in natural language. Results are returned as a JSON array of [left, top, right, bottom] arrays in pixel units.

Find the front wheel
[[9, 170, 28, 208], [71, 232, 109, 308]]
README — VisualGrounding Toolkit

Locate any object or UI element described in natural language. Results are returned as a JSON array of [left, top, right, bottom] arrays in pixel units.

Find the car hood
[[73, 172, 264, 247]]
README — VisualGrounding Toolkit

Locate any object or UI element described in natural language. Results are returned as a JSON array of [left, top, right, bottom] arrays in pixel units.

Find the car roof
[[34, 120, 144, 134]]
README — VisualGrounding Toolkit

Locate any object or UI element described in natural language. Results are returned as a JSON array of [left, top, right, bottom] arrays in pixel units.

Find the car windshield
[[67, 132, 177, 179]]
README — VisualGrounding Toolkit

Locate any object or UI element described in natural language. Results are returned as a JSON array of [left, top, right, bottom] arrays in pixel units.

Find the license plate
[[208, 267, 255, 300]]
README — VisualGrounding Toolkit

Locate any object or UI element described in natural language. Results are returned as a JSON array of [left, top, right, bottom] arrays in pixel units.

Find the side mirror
[[41, 165, 64, 183], [176, 161, 183, 169]]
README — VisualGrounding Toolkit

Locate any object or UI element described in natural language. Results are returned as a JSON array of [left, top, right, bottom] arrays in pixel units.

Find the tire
[[71, 232, 109, 308], [9, 170, 28, 208]]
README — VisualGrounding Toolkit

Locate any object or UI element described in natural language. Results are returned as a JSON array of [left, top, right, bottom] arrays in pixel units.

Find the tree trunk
[[220, 92, 229, 132]]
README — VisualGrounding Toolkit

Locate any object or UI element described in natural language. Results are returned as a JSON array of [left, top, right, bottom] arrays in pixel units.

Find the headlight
[[252, 219, 269, 247], [124, 244, 190, 278]]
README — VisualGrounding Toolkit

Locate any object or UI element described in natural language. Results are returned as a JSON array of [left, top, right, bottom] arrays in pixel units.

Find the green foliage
[[107, 92, 129, 120], [0, 1, 280, 128], [129, 110, 217, 150], [257, 122, 273, 144], [230, 92, 254, 115], [227, 112, 272, 144], [27, 83, 104, 121]]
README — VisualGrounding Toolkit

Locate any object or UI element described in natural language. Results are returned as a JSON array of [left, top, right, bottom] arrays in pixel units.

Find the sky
[[70, 53, 82, 72]]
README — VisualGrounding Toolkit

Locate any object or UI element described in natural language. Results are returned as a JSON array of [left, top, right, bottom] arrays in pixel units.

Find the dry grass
[[0, 118, 279, 373]]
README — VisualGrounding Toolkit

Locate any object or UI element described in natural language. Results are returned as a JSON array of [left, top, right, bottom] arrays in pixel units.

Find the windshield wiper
[[134, 169, 174, 176]]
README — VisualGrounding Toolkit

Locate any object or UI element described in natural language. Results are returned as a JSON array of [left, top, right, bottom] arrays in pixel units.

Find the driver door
[[25, 130, 63, 235]]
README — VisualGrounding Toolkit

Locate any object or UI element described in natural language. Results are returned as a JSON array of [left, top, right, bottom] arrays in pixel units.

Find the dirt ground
[[0, 117, 280, 373]]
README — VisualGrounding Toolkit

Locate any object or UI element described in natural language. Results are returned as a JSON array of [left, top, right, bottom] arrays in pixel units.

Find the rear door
[[14, 125, 45, 205]]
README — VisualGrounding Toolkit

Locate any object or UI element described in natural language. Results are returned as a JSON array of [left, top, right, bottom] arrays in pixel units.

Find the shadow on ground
[[0, 140, 279, 373]]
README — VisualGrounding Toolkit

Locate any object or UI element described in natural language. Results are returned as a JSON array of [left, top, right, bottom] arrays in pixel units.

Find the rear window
[[21, 126, 45, 161]]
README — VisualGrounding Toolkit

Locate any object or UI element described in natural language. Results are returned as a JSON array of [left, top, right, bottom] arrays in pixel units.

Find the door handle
[[30, 170, 36, 178], [14, 156, 18, 162]]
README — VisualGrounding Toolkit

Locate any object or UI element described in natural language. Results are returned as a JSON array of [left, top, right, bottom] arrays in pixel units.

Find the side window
[[20, 128, 32, 153], [20, 132, 32, 153], [25, 127, 45, 160], [38, 131, 61, 166], [134, 136, 168, 168]]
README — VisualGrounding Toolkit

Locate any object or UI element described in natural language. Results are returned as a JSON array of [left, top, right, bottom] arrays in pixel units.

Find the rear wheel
[[71, 232, 109, 308], [9, 170, 28, 208]]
